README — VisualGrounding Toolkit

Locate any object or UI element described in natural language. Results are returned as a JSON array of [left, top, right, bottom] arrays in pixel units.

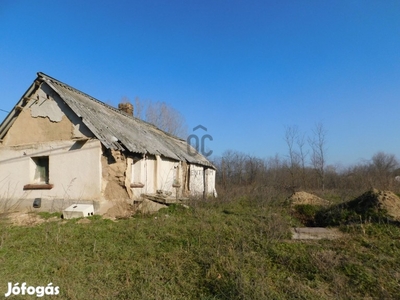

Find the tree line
[[212, 124, 400, 194]]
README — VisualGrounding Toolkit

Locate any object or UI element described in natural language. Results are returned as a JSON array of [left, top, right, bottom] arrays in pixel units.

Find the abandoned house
[[0, 72, 216, 213]]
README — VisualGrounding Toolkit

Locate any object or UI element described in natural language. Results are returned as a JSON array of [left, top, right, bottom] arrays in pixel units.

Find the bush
[[293, 204, 322, 226]]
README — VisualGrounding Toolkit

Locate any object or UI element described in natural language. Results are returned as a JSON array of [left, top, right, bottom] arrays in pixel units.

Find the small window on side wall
[[23, 156, 53, 190], [32, 156, 49, 184], [130, 160, 144, 188]]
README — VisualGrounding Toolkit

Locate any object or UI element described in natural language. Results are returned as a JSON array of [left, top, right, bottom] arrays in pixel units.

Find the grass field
[[1, 192, 400, 299]]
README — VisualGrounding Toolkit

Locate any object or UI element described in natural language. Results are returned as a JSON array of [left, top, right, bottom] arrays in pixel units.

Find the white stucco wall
[[188, 165, 216, 197], [144, 157, 156, 194], [189, 164, 204, 197], [0, 140, 102, 203], [158, 157, 180, 193], [130, 158, 145, 199], [205, 168, 216, 196], [130, 155, 181, 199]]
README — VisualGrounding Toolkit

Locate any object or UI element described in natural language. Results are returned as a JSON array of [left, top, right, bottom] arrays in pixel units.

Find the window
[[130, 160, 144, 188], [32, 156, 49, 184], [23, 156, 53, 190]]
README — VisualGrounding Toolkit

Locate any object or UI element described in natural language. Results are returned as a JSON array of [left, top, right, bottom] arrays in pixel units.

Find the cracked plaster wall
[[2, 83, 93, 146]]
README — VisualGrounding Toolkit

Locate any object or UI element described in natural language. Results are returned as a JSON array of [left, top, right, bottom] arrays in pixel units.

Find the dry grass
[[0, 189, 399, 299]]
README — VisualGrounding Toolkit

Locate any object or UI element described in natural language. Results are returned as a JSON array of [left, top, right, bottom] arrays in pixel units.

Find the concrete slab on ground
[[291, 227, 343, 240]]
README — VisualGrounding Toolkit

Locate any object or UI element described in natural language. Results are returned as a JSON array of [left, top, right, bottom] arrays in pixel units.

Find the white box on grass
[[63, 204, 94, 219]]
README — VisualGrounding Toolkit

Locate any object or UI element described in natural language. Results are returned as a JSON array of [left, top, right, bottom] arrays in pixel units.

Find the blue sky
[[1, 0, 400, 167]]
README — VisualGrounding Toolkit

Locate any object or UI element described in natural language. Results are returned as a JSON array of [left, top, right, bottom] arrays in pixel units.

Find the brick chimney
[[118, 102, 134, 116]]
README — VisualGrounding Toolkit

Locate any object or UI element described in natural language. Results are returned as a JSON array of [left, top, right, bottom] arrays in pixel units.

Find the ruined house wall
[[128, 155, 182, 199], [0, 140, 103, 203], [181, 161, 190, 197], [128, 156, 217, 199], [125, 156, 134, 199], [157, 157, 180, 195], [2, 83, 94, 146], [187, 165, 217, 197], [189, 164, 204, 197], [3, 108, 72, 145], [144, 156, 156, 194], [101, 148, 130, 201], [0, 82, 103, 210], [206, 168, 217, 197], [130, 155, 146, 199]]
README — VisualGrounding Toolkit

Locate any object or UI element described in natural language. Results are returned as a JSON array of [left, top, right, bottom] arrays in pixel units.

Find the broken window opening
[[130, 160, 144, 188], [32, 156, 49, 184], [23, 156, 53, 190]]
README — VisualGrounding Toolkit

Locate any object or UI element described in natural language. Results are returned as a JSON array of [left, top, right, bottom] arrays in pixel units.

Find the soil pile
[[0, 212, 59, 226], [314, 189, 400, 226], [289, 191, 330, 206], [103, 201, 136, 220], [343, 189, 400, 221]]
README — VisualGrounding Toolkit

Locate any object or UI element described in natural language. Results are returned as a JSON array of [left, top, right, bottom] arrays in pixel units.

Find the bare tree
[[214, 150, 270, 189], [244, 155, 265, 185], [297, 131, 308, 188], [265, 154, 290, 190], [370, 151, 398, 189], [371, 152, 398, 173], [215, 150, 246, 188], [133, 97, 145, 119], [145, 101, 187, 138], [121, 97, 188, 138], [308, 122, 327, 190], [284, 125, 300, 190]]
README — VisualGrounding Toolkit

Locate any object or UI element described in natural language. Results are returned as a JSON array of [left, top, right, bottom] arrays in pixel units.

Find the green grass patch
[[0, 197, 399, 299], [37, 211, 63, 220]]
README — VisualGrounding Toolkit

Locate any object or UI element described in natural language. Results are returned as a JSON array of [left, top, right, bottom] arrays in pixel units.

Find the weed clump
[[293, 204, 322, 226]]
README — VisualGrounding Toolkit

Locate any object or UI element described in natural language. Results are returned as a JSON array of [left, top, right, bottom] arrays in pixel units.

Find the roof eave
[[0, 78, 41, 140]]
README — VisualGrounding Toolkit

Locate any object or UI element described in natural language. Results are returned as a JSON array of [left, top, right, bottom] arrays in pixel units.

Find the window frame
[[130, 159, 145, 188], [23, 156, 53, 190]]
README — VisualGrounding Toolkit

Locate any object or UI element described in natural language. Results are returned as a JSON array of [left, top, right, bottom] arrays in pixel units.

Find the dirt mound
[[345, 189, 400, 221], [314, 189, 400, 226], [0, 212, 60, 226], [76, 218, 91, 224], [103, 201, 136, 220], [289, 191, 330, 206]]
